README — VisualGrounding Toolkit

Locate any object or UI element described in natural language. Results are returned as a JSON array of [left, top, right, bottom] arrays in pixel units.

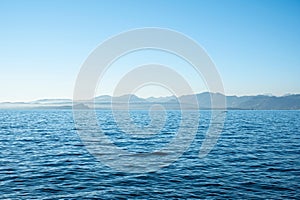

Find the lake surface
[[0, 110, 299, 199]]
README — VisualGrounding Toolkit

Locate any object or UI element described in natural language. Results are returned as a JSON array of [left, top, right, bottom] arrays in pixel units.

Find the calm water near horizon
[[0, 110, 299, 199]]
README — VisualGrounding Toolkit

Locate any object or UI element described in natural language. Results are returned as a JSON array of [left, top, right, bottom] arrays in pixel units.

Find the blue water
[[0, 110, 299, 199]]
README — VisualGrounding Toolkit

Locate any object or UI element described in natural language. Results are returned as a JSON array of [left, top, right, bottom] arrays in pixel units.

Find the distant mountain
[[1, 93, 300, 110], [112, 94, 147, 103], [226, 94, 300, 110], [31, 98, 72, 105], [146, 95, 177, 102], [94, 95, 112, 103]]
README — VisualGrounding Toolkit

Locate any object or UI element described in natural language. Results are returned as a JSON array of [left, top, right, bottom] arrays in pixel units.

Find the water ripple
[[0, 110, 299, 199]]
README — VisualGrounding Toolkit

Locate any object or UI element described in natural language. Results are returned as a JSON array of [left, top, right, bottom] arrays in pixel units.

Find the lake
[[0, 110, 299, 199]]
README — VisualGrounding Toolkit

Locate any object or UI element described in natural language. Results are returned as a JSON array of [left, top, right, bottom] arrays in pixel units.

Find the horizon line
[[1, 92, 300, 103]]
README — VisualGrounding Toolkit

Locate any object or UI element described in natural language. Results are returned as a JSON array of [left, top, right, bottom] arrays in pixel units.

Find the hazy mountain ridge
[[1, 93, 300, 110]]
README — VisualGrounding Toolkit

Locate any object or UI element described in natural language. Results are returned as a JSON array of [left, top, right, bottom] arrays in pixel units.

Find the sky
[[0, 0, 300, 102]]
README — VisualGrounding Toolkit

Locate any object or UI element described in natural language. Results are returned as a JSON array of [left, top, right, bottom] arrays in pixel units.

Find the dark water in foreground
[[0, 110, 299, 199]]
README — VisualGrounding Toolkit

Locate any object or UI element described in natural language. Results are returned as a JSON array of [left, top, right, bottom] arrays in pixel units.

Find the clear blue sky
[[0, 0, 299, 101]]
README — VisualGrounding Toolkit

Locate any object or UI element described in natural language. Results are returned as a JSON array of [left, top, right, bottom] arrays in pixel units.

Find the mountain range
[[1, 92, 300, 110]]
